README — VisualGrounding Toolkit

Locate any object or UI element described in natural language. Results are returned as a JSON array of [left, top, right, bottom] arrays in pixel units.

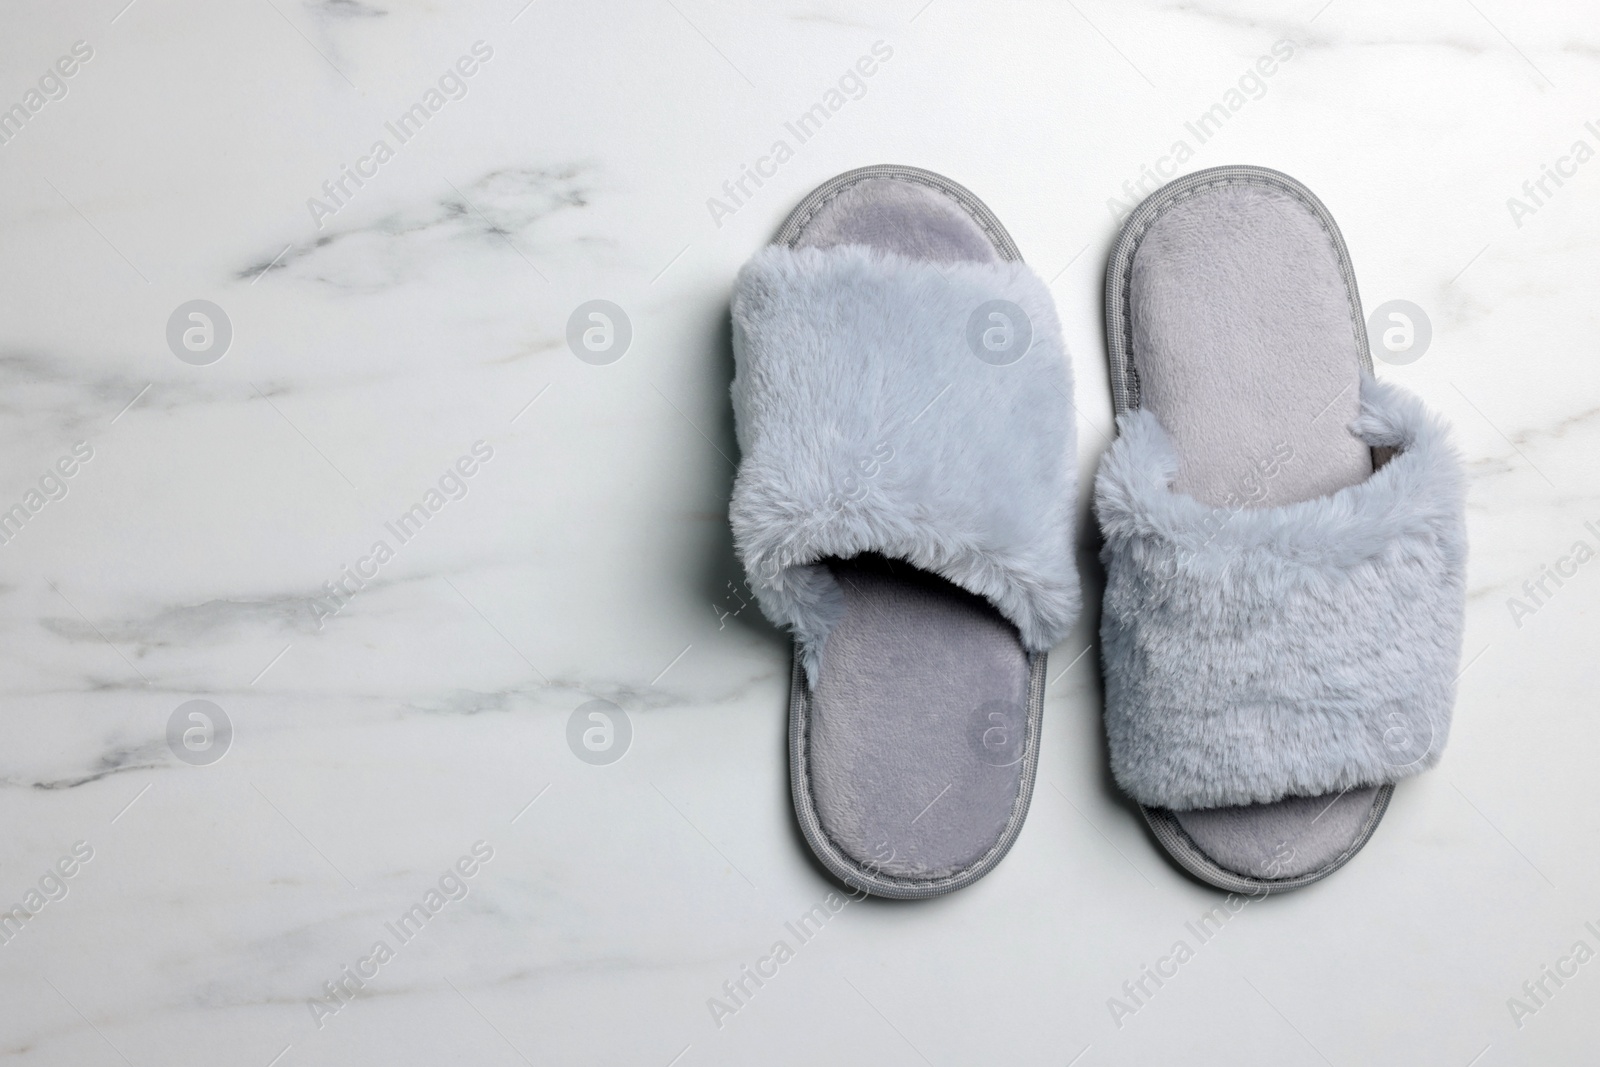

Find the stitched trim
[[1103, 165, 1371, 417], [772, 163, 1022, 261], [1141, 785, 1394, 895], [788, 652, 1047, 899]]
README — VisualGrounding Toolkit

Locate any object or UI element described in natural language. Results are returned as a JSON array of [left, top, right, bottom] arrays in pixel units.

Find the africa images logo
[[705, 41, 893, 228], [305, 41, 495, 229]]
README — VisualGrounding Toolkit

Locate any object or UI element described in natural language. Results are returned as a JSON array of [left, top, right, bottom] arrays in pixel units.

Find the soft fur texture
[[729, 244, 1079, 685], [1096, 375, 1466, 810]]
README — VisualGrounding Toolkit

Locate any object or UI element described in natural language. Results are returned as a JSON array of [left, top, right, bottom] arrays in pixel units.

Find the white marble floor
[[0, 0, 1596, 1064]]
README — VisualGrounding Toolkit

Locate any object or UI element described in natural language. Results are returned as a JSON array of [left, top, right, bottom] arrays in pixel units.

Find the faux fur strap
[[1096, 376, 1467, 810], [729, 244, 1079, 685]]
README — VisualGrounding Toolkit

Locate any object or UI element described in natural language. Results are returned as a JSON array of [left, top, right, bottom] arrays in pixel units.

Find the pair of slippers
[[727, 165, 1467, 898]]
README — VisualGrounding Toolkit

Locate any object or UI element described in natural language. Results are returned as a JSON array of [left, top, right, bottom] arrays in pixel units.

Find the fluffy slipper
[[729, 165, 1079, 898], [1097, 165, 1467, 893]]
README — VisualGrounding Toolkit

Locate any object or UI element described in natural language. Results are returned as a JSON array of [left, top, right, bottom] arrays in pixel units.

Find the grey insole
[[1128, 180, 1382, 880], [809, 557, 1030, 879], [792, 178, 1001, 264], [791, 176, 1036, 883]]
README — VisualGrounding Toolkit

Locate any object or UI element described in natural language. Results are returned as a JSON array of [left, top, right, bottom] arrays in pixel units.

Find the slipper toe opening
[[1160, 785, 1389, 889]]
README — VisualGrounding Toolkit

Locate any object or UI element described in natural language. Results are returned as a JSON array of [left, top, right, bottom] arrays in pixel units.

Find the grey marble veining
[[0, 1, 1596, 1065]]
